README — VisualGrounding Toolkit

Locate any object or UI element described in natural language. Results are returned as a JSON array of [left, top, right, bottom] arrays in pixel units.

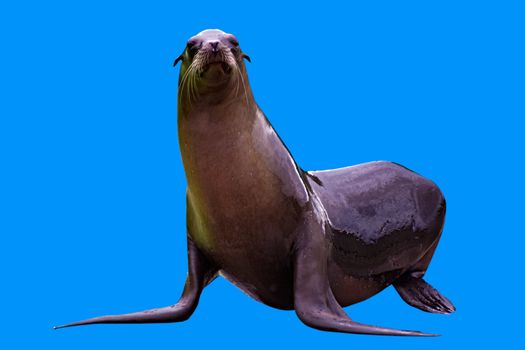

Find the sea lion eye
[[187, 39, 198, 48], [228, 36, 239, 47], [186, 39, 201, 56]]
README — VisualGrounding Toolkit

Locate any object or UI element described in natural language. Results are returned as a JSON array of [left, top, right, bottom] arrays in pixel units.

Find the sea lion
[[55, 29, 455, 336]]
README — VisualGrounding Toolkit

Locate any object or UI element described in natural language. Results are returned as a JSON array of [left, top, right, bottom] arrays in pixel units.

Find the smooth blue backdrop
[[1, 1, 523, 349]]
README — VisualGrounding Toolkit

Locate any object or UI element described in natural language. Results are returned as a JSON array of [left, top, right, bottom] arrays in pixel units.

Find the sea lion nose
[[209, 41, 219, 53]]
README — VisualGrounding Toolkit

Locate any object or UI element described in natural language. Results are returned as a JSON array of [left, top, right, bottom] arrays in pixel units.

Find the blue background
[[1, 1, 523, 349]]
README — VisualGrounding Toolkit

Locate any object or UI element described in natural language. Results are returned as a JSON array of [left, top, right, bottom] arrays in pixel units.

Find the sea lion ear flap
[[173, 53, 184, 66], [242, 53, 251, 63]]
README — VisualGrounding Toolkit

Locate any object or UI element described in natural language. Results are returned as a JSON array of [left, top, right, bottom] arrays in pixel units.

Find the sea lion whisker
[[178, 75, 189, 105], [190, 69, 199, 103], [178, 61, 195, 92], [178, 64, 195, 105], [235, 65, 249, 106], [188, 62, 199, 102], [178, 69, 189, 92], [231, 62, 241, 97], [181, 61, 199, 106], [236, 69, 241, 97], [180, 59, 197, 87]]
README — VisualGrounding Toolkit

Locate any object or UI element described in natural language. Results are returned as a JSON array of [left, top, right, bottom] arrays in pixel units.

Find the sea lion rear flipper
[[292, 209, 437, 337], [54, 236, 217, 329], [394, 276, 456, 314]]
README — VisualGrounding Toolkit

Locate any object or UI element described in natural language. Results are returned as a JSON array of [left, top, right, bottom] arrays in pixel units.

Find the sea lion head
[[175, 29, 251, 105]]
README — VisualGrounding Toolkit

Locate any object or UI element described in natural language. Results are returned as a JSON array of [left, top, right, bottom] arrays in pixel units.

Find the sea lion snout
[[208, 41, 220, 53], [199, 41, 231, 65]]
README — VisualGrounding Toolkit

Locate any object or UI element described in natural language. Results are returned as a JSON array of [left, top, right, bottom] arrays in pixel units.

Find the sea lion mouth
[[201, 61, 232, 76], [198, 58, 234, 83]]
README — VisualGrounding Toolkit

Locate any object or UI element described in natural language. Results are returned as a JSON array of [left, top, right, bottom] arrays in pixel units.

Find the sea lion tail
[[54, 304, 193, 329]]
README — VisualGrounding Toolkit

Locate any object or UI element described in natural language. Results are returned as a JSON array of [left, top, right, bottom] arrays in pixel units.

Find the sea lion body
[[182, 101, 445, 310], [311, 162, 446, 306], [181, 107, 303, 309], [57, 29, 454, 336]]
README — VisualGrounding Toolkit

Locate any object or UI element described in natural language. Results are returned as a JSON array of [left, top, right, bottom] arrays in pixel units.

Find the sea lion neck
[[177, 74, 259, 151], [178, 91, 256, 122], [177, 99, 271, 177], [177, 95, 309, 209]]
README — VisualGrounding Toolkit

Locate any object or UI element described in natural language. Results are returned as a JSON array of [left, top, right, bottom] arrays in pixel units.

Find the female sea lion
[[56, 29, 455, 336]]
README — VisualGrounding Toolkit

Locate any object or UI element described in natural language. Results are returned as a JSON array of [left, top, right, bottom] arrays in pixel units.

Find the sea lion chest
[[179, 107, 308, 308]]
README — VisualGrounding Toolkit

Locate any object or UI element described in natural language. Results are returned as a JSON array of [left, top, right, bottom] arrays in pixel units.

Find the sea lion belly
[[187, 191, 298, 309]]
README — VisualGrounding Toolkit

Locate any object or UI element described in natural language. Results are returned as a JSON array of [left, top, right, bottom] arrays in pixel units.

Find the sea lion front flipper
[[394, 276, 456, 314], [55, 236, 217, 329], [292, 209, 437, 337]]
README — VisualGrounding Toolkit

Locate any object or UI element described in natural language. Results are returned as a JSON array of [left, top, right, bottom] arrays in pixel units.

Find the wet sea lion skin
[[55, 29, 455, 336]]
